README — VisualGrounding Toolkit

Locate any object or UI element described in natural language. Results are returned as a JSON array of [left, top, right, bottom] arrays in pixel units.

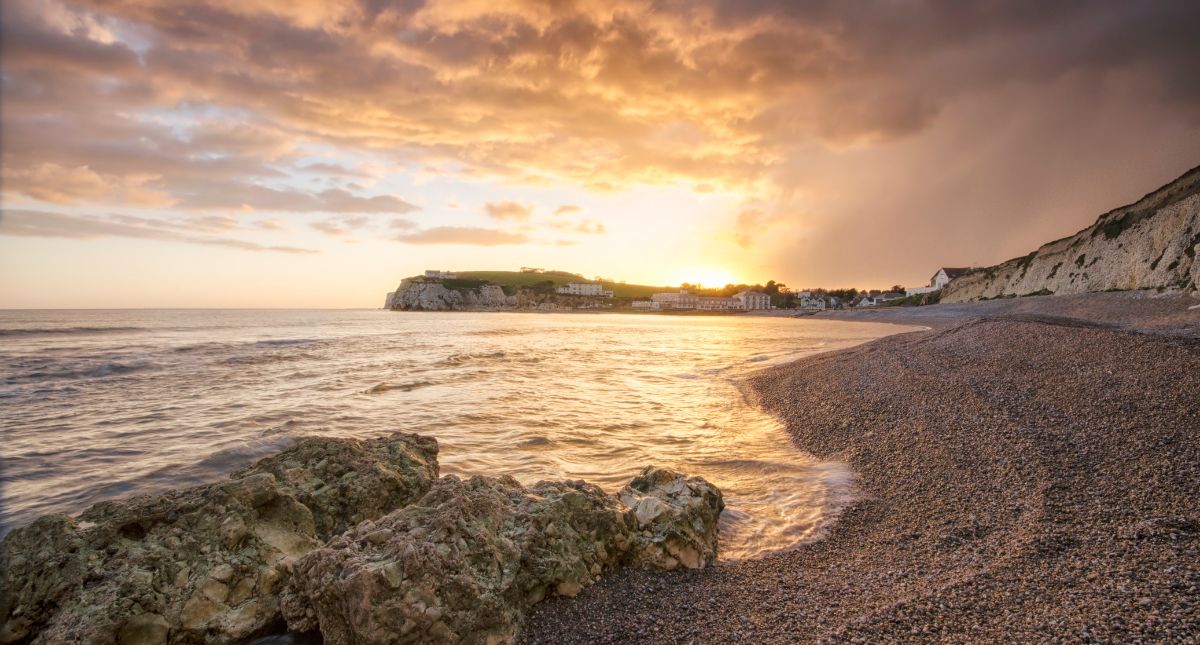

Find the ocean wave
[[0, 326, 146, 337], [254, 338, 319, 347], [6, 361, 159, 383], [365, 381, 435, 394], [217, 352, 313, 367], [466, 328, 535, 337], [439, 350, 508, 366]]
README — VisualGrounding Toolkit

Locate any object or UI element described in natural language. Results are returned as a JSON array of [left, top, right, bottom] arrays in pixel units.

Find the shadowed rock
[[281, 467, 723, 645], [0, 433, 438, 645]]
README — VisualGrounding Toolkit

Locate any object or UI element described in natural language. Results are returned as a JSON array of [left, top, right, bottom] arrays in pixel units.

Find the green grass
[[435, 270, 673, 299], [453, 270, 586, 289]]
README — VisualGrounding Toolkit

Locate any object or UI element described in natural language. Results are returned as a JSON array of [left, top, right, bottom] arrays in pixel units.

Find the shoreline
[[521, 291, 1200, 642]]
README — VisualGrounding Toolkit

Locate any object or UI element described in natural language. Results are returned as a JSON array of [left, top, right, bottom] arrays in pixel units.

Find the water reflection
[[0, 310, 916, 557]]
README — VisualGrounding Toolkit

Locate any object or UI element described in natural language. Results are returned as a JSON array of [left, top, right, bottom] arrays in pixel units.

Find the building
[[555, 282, 611, 297], [800, 296, 825, 310], [697, 296, 741, 310], [930, 267, 971, 290], [878, 292, 905, 302], [631, 300, 659, 310], [734, 290, 771, 310], [651, 290, 700, 309], [424, 270, 457, 279]]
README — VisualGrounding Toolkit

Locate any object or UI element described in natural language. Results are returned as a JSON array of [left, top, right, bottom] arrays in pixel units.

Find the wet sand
[[522, 291, 1200, 643]]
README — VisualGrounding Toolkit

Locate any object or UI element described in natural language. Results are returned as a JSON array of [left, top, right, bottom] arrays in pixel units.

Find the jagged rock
[[0, 433, 438, 645], [619, 467, 724, 570], [281, 467, 723, 645], [942, 165, 1200, 302]]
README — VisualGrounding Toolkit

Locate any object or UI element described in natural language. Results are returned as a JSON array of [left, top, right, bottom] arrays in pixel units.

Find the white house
[[556, 282, 611, 297], [651, 291, 700, 309], [631, 300, 659, 310], [697, 296, 741, 310], [734, 290, 771, 310], [424, 270, 457, 279], [930, 267, 971, 290], [800, 296, 825, 310]]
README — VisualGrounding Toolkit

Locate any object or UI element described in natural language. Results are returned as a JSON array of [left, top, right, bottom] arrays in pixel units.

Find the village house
[[696, 296, 741, 310], [650, 290, 700, 309], [906, 267, 972, 295], [734, 290, 771, 310], [555, 282, 613, 297], [424, 270, 457, 280], [800, 296, 825, 311]]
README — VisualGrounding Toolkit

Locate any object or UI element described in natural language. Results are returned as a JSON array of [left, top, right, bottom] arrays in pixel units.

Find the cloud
[[733, 208, 770, 249], [254, 218, 288, 231], [546, 219, 606, 235], [177, 186, 420, 214], [395, 226, 530, 246], [484, 201, 534, 221], [553, 205, 581, 216], [3, 0, 1200, 289], [0, 209, 319, 254]]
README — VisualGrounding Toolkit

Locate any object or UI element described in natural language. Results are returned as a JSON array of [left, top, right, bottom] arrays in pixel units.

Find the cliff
[[387, 278, 515, 311], [941, 165, 1200, 302]]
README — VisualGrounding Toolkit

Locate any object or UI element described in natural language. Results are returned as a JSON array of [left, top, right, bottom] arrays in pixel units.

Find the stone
[[116, 613, 169, 645], [619, 467, 725, 571], [282, 467, 723, 645], [0, 433, 439, 644]]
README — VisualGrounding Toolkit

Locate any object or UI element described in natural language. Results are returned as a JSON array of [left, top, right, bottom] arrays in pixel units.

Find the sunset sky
[[2, 0, 1199, 307]]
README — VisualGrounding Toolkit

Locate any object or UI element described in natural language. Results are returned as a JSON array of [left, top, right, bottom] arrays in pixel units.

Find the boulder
[[619, 467, 724, 570], [281, 467, 723, 645], [0, 433, 438, 645]]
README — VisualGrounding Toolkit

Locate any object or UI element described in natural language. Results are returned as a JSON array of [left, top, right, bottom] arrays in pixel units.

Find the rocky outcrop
[[0, 434, 439, 645], [618, 467, 724, 570], [388, 279, 515, 311], [281, 467, 723, 645], [942, 164, 1200, 302]]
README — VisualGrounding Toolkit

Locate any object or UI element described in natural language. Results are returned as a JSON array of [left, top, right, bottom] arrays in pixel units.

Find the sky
[[2, 0, 1199, 308]]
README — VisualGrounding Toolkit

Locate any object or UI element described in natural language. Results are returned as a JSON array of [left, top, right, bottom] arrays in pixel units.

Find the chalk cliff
[[387, 279, 515, 311], [942, 165, 1200, 302]]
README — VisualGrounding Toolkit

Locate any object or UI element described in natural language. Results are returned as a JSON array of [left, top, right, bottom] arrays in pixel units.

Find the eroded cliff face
[[387, 280, 515, 311], [942, 166, 1200, 303]]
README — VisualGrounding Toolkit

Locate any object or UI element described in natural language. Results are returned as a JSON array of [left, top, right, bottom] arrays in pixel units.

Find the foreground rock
[[0, 433, 439, 644], [282, 467, 723, 644]]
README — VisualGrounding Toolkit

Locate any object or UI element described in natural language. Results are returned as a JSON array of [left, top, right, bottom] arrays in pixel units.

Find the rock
[[0, 433, 438, 644], [387, 278, 516, 311], [619, 467, 725, 570], [942, 165, 1200, 301], [117, 613, 169, 645], [282, 467, 723, 645]]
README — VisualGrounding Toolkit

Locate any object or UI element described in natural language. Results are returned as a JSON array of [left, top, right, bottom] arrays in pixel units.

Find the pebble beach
[[521, 292, 1200, 643]]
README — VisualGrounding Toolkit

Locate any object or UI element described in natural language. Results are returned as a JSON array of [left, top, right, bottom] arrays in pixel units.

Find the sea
[[0, 309, 912, 559]]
